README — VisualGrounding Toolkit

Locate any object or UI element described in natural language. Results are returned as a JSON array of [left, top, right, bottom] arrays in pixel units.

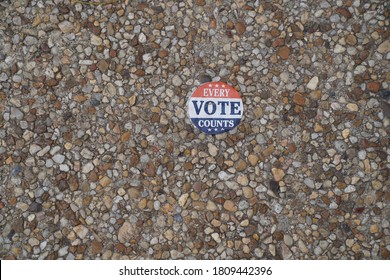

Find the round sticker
[[188, 82, 243, 135]]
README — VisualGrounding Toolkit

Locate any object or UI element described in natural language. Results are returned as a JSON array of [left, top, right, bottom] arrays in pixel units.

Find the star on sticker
[[215, 84, 219, 88], [208, 128, 212, 131], [222, 85, 225, 88], [221, 127, 225, 131], [214, 128, 218, 131], [208, 84, 212, 87]]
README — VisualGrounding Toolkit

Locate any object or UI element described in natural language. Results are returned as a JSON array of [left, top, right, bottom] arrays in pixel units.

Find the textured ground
[[0, 0, 389, 260]]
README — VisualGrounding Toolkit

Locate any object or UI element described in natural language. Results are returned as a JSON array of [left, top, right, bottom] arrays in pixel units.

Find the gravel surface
[[0, 0, 389, 260]]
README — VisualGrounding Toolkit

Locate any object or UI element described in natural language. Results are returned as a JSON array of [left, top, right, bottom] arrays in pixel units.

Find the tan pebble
[[248, 154, 259, 166], [121, 132, 131, 142], [346, 34, 357, 45], [262, 145, 275, 157], [118, 222, 134, 243], [372, 180, 382, 190], [223, 200, 237, 212], [165, 229, 174, 240], [32, 15, 41, 27], [206, 200, 218, 211], [192, 201, 205, 210], [314, 123, 323, 132], [272, 168, 285, 182], [235, 159, 247, 172], [138, 198, 147, 209], [237, 174, 249, 186], [240, 219, 249, 227], [254, 108, 263, 118], [342, 129, 350, 139], [352, 243, 361, 253], [73, 95, 86, 102], [377, 40, 390, 54], [129, 95, 137, 106], [242, 186, 253, 198], [370, 224, 379, 234], [310, 90, 322, 100], [64, 142, 73, 150], [346, 103, 358, 111], [99, 176, 111, 187], [178, 193, 189, 207]]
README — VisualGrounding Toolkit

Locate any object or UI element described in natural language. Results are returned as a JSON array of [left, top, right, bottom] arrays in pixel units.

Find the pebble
[[52, 154, 65, 164], [307, 77, 319, 90], [58, 21, 73, 33], [347, 103, 358, 111], [218, 171, 234, 181], [99, 176, 111, 187], [377, 40, 390, 54], [172, 75, 183, 87], [118, 222, 134, 244], [304, 178, 315, 189], [10, 107, 23, 120], [271, 168, 285, 182], [0, 0, 387, 261], [73, 225, 88, 239], [334, 141, 347, 153], [223, 200, 237, 212]]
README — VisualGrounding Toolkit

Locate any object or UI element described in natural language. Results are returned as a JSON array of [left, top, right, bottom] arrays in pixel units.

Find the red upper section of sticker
[[191, 82, 241, 99]]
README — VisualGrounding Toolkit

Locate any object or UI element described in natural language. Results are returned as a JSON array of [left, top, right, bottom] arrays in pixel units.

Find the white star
[[209, 84, 212, 87], [214, 128, 218, 131], [208, 128, 212, 131], [222, 85, 225, 88], [221, 127, 225, 130], [215, 84, 219, 88]]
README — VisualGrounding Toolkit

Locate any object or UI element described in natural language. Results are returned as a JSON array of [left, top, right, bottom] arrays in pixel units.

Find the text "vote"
[[192, 100, 242, 116]]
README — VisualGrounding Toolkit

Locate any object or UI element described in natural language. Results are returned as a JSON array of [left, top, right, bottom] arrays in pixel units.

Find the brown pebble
[[121, 132, 131, 142], [223, 200, 237, 212], [91, 241, 103, 255], [97, 60, 109, 72], [336, 8, 352, 19], [158, 49, 169, 58], [144, 162, 156, 177], [278, 46, 291, 60], [226, 21, 234, 30], [346, 34, 357, 45], [235, 21, 246, 35], [235, 159, 247, 172], [46, 79, 59, 87], [293, 92, 305, 106], [367, 82, 380, 92]]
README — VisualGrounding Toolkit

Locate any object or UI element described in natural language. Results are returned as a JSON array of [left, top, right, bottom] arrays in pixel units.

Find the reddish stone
[[336, 8, 352, 19], [288, 143, 297, 153], [278, 46, 291, 60], [91, 241, 103, 255], [272, 38, 285, 48], [46, 79, 58, 87], [158, 49, 169, 58], [144, 161, 156, 177], [109, 50, 117, 58], [367, 82, 381, 92], [293, 92, 306, 106]]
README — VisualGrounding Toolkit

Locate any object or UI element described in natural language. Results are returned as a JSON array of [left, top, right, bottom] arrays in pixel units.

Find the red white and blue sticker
[[188, 82, 243, 135]]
